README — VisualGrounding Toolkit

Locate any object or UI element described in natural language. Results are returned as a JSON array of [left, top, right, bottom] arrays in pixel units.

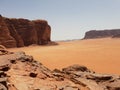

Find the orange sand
[[9, 38, 120, 75]]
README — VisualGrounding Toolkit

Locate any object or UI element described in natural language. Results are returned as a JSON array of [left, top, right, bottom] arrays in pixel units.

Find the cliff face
[[0, 15, 51, 48], [0, 15, 17, 48], [33, 20, 51, 45], [84, 29, 120, 39]]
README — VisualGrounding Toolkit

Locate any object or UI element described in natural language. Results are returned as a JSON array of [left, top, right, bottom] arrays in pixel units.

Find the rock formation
[[0, 15, 17, 48], [84, 29, 120, 39], [112, 34, 120, 38], [0, 15, 51, 48], [0, 48, 120, 90]]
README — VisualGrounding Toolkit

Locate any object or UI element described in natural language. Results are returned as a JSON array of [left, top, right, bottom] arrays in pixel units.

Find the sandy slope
[[9, 38, 120, 75]]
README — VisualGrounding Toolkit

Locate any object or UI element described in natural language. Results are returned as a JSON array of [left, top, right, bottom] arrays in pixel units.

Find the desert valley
[[0, 15, 120, 90], [9, 38, 120, 75]]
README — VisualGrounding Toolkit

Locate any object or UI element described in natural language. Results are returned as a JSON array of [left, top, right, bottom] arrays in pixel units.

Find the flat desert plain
[[9, 38, 120, 75]]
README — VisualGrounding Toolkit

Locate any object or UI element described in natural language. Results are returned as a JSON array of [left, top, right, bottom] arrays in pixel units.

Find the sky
[[0, 0, 120, 40]]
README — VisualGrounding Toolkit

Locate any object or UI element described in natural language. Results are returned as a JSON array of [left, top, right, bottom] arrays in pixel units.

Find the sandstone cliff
[[84, 29, 120, 39], [0, 15, 17, 48], [0, 48, 120, 90], [0, 15, 51, 48]]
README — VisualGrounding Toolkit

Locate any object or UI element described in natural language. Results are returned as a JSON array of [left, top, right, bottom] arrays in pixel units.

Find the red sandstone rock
[[8, 18, 38, 46], [5, 18, 24, 47], [0, 15, 51, 48], [33, 20, 51, 45], [0, 15, 16, 48]]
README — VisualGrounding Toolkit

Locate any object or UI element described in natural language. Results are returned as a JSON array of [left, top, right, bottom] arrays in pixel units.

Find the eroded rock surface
[[0, 49, 120, 90], [0, 15, 16, 48], [0, 15, 51, 48]]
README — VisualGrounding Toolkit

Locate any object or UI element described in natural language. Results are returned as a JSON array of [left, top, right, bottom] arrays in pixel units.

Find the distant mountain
[[84, 29, 120, 39]]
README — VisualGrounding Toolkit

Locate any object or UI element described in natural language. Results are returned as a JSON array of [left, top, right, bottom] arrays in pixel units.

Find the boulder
[[0, 45, 9, 55], [62, 64, 91, 72]]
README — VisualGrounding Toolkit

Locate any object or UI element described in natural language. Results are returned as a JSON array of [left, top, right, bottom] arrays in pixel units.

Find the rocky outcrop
[[0, 15, 51, 48], [0, 15, 17, 48], [0, 49, 120, 90], [84, 29, 120, 39], [0, 50, 88, 90], [61, 65, 120, 90], [0, 45, 9, 55], [112, 34, 120, 38], [33, 20, 51, 45]]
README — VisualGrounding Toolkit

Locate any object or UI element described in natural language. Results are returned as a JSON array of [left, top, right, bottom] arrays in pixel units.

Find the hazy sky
[[0, 0, 120, 40]]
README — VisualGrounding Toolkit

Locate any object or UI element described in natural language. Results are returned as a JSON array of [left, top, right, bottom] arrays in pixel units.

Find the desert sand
[[9, 38, 120, 75]]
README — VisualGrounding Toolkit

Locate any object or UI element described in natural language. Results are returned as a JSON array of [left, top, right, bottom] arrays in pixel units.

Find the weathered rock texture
[[84, 29, 120, 39], [0, 15, 16, 48], [0, 48, 120, 90], [0, 15, 51, 48]]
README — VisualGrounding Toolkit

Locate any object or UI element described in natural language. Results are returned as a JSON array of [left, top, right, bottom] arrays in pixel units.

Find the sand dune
[[9, 38, 120, 75]]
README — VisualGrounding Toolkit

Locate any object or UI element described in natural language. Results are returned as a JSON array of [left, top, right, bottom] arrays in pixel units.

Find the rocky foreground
[[0, 48, 120, 90]]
